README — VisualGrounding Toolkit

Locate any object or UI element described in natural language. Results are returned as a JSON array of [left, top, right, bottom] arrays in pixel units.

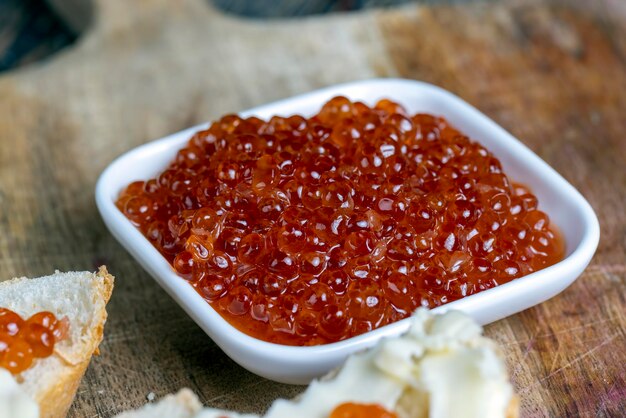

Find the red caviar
[[330, 403, 397, 418], [0, 308, 69, 374], [117, 97, 564, 345]]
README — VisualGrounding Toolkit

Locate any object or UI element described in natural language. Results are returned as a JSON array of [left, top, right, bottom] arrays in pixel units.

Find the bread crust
[[92, 266, 115, 356], [506, 395, 520, 418], [37, 359, 90, 418]]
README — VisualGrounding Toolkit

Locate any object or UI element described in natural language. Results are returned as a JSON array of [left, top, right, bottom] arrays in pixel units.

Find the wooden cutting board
[[0, 0, 624, 416]]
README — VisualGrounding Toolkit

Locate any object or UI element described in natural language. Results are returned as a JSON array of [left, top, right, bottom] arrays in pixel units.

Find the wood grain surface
[[0, 0, 624, 416]]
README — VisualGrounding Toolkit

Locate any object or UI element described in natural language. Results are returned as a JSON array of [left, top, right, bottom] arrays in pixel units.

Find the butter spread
[[195, 309, 513, 418], [0, 369, 39, 418]]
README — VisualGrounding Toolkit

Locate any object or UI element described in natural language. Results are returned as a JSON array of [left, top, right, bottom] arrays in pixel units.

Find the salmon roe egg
[[0, 308, 69, 374], [329, 402, 398, 418], [117, 97, 564, 346]]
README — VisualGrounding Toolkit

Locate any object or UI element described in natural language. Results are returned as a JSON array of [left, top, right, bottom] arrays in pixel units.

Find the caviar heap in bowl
[[96, 79, 599, 383], [117, 97, 563, 346]]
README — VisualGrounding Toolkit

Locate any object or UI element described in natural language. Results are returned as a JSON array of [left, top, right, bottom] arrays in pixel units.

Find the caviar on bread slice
[[0, 267, 114, 418]]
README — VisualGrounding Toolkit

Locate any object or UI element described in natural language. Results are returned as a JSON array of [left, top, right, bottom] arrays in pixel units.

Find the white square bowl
[[96, 79, 599, 384]]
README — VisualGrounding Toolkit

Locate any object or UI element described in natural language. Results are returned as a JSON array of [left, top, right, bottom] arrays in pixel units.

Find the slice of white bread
[[115, 309, 519, 418], [0, 266, 114, 418], [114, 389, 203, 418]]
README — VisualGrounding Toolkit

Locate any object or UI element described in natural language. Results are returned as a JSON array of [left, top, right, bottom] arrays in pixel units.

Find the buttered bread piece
[[118, 309, 518, 418]]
